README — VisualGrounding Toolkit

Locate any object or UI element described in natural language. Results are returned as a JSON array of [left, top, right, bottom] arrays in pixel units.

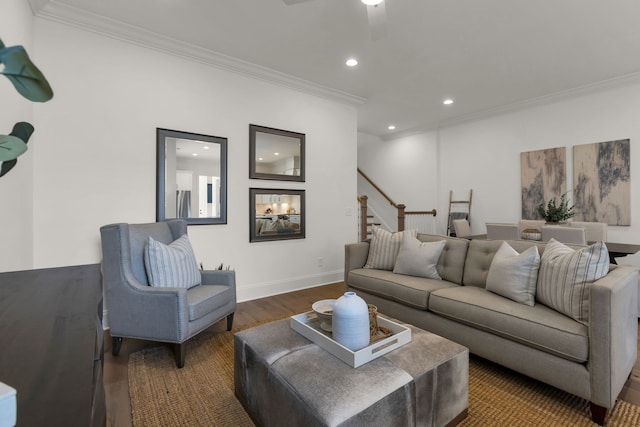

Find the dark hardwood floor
[[104, 281, 640, 427]]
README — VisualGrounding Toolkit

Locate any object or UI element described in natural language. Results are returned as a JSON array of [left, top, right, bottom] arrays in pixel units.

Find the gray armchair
[[100, 220, 236, 368]]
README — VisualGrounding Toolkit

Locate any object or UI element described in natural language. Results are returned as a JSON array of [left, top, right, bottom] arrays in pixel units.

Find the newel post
[[358, 195, 368, 241], [397, 204, 406, 232]]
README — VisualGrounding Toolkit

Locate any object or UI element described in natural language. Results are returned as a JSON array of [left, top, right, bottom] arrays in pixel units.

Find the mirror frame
[[156, 128, 228, 225], [250, 188, 306, 242], [249, 124, 305, 182]]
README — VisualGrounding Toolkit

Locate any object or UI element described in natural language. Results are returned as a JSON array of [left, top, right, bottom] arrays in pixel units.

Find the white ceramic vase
[[332, 291, 370, 351]]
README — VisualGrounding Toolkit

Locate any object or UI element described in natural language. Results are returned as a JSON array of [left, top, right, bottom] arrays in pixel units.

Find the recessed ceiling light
[[443, 99, 454, 105], [274, 152, 280, 156], [192, 153, 198, 156], [258, 157, 263, 161], [361, 0, 384, 5], [388, 125, 396, 130], [203, 146, 209, 150], [346, 58, 358, 67]]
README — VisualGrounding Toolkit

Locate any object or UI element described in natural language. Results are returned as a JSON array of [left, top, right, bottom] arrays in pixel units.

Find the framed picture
[[520, 147, 566, 220], [250, 188, 305, 242], [573, 139, 630, 225], [156, 128, 227, 225], [249, 124, 305, 182]]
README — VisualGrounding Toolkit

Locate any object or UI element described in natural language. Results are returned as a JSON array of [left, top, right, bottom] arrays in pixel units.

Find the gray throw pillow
[[486, 242, 540, 306], [536, 239, 609, 324], [393, 237, 446, 279], [364, 226, 417, 271], [144, 234, 201, 289]]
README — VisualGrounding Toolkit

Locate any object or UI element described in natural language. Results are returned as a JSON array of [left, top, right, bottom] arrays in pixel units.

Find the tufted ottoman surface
[[234, 317, 468, 427]]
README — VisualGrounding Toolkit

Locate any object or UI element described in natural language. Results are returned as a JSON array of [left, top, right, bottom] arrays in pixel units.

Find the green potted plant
[[0, 37, 53, 177], [537, 192, 575, 223]]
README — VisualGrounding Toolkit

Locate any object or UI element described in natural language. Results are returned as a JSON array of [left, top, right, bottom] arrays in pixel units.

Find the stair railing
[[357, 168, 437, 241]]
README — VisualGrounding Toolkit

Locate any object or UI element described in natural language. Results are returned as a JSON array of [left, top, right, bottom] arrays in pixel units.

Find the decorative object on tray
[[332, 292, 370, 351], [537, 192, 575, 223], [521, 228, 542, 241], [366, 303, 392, 343], [312, 299, 336, 332]]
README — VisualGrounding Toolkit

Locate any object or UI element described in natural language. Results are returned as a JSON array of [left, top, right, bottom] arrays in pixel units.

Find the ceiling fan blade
[[366, 2, 388, 41], [282, 0, 315, 5]]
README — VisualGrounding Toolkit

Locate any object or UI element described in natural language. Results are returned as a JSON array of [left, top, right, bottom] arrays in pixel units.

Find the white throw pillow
[[364, 226, 417, 271], [393, 237, 446, 279], [144, 234, 201, 289], [536, 239, 609, 324], [486, 242, 540, 306]]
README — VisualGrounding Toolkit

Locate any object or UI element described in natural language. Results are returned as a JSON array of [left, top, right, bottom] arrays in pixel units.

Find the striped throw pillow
[[536, 239, 609, 324], [144, 234, 201, 289], [364, 226, 417, 271]]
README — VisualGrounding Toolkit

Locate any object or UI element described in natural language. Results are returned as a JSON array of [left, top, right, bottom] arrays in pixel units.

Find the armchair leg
[[226, 313, 235, 331], [590, 402, 607, 425], [174, 343, 186, 369], [112, 337, 123, 356]]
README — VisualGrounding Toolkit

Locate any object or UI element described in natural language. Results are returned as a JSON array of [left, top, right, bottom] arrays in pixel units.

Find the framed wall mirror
[[250, 188, 305, 242], [157, 128, 227, 225], [249, 124, 305, 181]]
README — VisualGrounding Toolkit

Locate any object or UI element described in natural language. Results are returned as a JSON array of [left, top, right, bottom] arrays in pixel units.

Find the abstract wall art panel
[[573, 139, 630, 226], [521, 147, 567, 220]]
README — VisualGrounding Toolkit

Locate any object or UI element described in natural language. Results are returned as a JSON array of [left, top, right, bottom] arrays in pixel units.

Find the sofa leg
[[226, 313, 235, 331], [112, 336, 123, 356], [174, 343, 186, 369], [590, 402, 607, 425]]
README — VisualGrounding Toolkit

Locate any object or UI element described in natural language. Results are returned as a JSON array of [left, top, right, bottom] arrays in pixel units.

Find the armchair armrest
[[107, 282, 190, 342], [200, 269, 236, 289], [588, 264, 638, 408], [344, 242, 370, 284]]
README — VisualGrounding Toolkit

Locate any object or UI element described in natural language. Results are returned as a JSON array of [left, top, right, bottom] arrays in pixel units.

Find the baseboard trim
[[237, 270, 344, 302]]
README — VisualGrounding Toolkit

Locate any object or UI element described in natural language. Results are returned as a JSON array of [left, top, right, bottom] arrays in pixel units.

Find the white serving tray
[[290, 311, 412, 368]]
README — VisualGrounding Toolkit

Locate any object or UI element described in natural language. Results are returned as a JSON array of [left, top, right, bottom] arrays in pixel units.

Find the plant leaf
[[10, 122, 35, 143], [0, 45, 53, 102], [0, 158, 17, 177], [0, 134, 28, 161]]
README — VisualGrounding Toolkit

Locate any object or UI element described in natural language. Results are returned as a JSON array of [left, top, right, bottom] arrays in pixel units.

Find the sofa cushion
[[416, 234, 469, 285], [462, 240, 503, 287], [393, 237, 445, 279], [486, 242, 540, 306], [429, 286, 589, 363], [187, 284, 235, 321], [536, 239, 610, 325], [364, 226, 417, 271], [144, 234, 201, 289], [348, 268, 457, 310], [463, 239, 545, 288]]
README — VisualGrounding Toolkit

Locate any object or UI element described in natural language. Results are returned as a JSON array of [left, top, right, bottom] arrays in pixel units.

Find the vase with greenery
[[0, 37, 53, 178], [537, 192, 575, 223]]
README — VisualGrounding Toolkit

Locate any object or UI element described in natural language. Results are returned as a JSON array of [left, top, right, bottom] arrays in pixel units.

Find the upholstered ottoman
[[234, 318, 468, 427]]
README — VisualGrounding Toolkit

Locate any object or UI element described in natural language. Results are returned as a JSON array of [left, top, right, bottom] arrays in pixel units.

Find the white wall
[[359, 81, 640, 244], [0, 1, 36, 271], [26, 19, 358, 300]]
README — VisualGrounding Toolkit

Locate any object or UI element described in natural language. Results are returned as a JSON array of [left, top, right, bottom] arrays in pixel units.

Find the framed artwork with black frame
[[249, 124, 305, 182], [250, 188, 305, 242]]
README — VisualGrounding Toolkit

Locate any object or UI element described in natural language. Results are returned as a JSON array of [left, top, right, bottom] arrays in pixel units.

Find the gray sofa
[[345, 233, 638, 425]]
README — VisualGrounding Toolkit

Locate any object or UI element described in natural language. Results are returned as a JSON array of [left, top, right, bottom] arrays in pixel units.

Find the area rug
[[128, 325, 640, 427]]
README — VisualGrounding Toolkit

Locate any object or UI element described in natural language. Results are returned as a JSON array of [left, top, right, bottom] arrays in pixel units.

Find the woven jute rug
[[128, 325, 640, 427]]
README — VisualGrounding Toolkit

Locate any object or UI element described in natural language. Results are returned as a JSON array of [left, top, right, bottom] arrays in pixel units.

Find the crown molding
[[382, 71, 640, 141], [30, 0, 366, 107]]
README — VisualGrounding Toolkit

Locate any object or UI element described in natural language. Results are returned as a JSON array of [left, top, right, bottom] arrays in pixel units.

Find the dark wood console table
[[0, 264, 105, 427]]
